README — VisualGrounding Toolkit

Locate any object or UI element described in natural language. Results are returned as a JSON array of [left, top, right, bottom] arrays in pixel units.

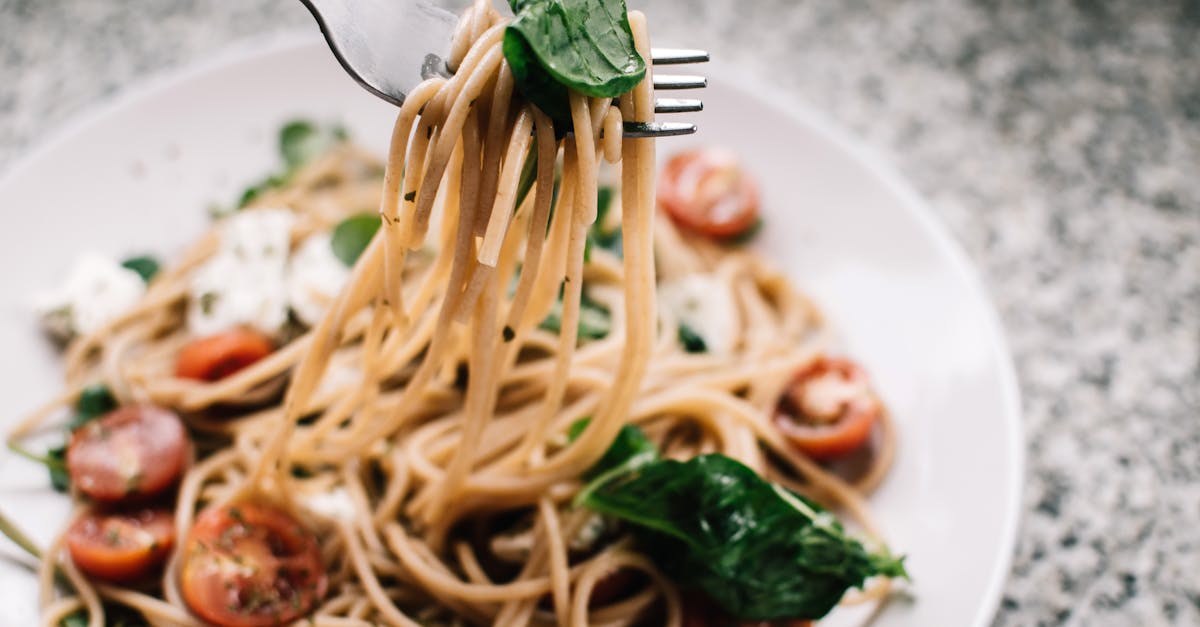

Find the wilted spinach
[[504, 0, 646, 127], [120, 255, 160, 283], [577, 428, 907, 621]]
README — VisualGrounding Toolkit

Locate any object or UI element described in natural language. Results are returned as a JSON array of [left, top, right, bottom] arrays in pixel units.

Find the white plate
[[0, 35, 1022, 627]]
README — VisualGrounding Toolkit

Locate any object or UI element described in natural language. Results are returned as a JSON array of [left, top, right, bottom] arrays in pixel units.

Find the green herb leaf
[[8, 440, 69, 493], [60, 604, 145, 627], [585, 186, 623, 260], [46, 446, 70, 492], [567, 419, 658, 480], [538, 293, 610, 342], [504, 0, 646, 126], [581, 454, 907, 620], [677, 323, 707, 353], [724, 216, 764, 245], [331, 213, 382, 267], [280, 120, 348, 172], [59, 610, 87, 627], [120, 255, 160, 283], [70, 384, 117, 431]]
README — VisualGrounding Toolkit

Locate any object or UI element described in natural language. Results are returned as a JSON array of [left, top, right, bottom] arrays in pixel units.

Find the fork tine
[[650, 48, 710, 65], [621, 121, 697, 138], [655, 98, 703, 114], [653, 74, 707, 90]]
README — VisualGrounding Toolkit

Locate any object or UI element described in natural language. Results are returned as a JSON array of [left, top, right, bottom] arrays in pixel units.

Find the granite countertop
[[1, 0, 1196, 624]]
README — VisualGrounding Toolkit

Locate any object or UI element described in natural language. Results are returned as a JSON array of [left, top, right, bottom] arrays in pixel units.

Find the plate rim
[[0, 32, 1024, 627]]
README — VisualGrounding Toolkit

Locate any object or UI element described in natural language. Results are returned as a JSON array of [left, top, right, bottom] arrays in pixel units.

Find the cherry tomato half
[[176, 328, 275, 382], [67, 405, 190, 502], [181, 503, 327, 627], [66, 507, 175, 583], [659, 148, 761, 240], [774, 357, 880, 461]]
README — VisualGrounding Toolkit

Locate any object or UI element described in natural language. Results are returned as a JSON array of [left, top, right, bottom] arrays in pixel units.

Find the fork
[[298, 0, 707, 137]]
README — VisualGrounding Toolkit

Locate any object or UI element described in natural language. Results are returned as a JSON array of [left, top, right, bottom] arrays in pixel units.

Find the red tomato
[[659, 148, 761, 240], [176, 328, 275, 381], [774, 357, 880, 460], [66, 507, 175, 583], [67, 406, 189, 502], [181, 503, 327, 627]]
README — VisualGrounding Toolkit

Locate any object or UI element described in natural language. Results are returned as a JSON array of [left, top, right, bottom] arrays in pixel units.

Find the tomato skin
[[67, 406, 190, 502], [66, 508, 175, 583], [176, 328, 275, 381], [181, 503, 326, 627], [659, 148, 761, 240], [774, 357, 880, 461]]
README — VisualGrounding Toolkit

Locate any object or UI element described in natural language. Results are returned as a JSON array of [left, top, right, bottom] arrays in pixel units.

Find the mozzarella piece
[[287, 232, 350, 327], [302, 487, 357, 521], [188, 208, 294, 337], [32, 253, 146, 340], [658, 273, 739, 356]]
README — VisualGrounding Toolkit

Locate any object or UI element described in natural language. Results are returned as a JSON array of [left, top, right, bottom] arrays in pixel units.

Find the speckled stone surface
[[2, 0, 1197, 624]]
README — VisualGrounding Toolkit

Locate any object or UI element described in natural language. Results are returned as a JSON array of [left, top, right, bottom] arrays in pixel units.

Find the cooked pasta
[[7, 2, 903, 626]]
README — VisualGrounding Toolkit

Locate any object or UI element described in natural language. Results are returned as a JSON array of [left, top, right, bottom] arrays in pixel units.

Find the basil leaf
[[120, 255, 160, 283], [280, 120, 348, 172], [582, 454, 907, 620], [331, 213, 381, 267], [505, 0, 646, 126], [677, 323, 707, 353], [70, 384, 117, 430]]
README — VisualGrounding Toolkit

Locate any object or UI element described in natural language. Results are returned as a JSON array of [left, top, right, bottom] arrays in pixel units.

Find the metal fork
[[298, 0, 707, 137]]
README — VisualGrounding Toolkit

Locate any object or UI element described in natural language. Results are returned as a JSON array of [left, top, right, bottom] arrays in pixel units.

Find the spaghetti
[[10, 2, 901, 625]]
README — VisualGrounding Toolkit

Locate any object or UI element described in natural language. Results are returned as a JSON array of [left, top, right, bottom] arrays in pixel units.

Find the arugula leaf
[[69, 384, 117, 431], [504, 0, 646, 126], [280, 120, 348, 172], [677, 323, 707, 353], [120, 255, 160, 283], [539, 292, 610, 341], [582, 454, 907, 620], [331, 213, 382, 267]]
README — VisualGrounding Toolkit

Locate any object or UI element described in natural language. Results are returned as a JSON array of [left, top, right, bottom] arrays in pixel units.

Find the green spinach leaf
[[567, 418, 658, 481], [331, 213, 382, 267], [581, 453, 907, 620], [504, 0, 646, 126], [120, 255, 160, 283]]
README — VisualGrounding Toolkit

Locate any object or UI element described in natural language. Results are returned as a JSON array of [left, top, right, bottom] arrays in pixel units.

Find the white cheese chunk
[[658, 273, 739, 356], [287, 232, 350, 327], [32, 253, 146, 340], [188, 208, 295, 337], [302, 487, 357, 521]]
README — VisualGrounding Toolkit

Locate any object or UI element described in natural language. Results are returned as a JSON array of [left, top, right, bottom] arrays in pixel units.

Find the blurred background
[[1, 0, 1197, 624]]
